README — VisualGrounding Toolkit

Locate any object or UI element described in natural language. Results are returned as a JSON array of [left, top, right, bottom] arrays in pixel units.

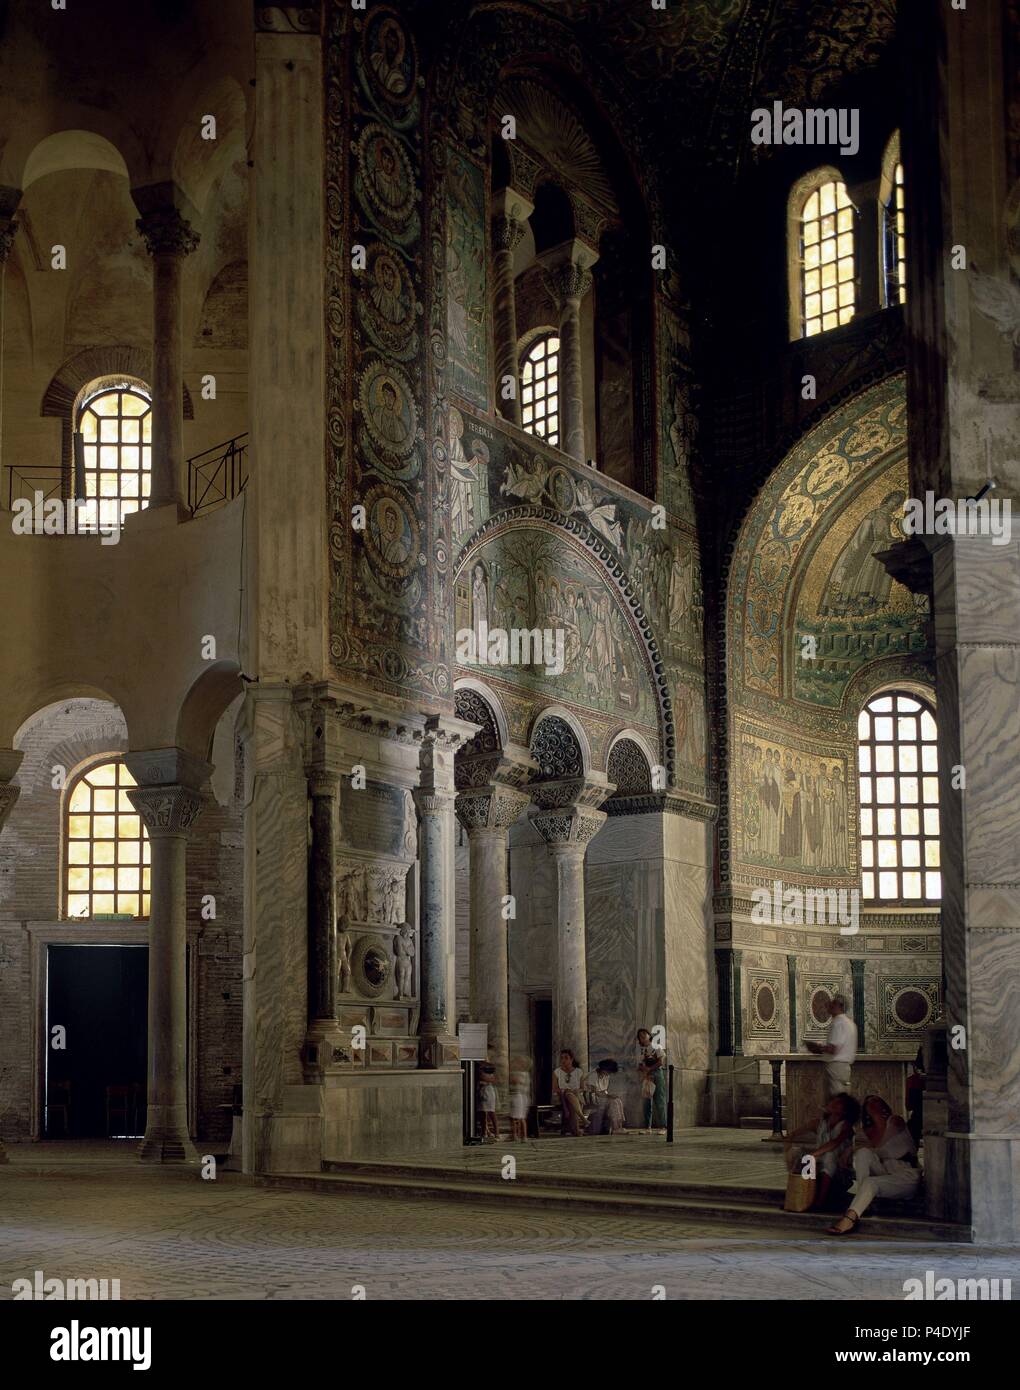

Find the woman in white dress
[[829, 1094, 920, 1234], [553, 1049, 587, 1136]]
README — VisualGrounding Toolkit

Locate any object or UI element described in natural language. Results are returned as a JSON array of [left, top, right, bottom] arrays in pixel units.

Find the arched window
[[76, 380, 152, 530], [857, 691, 940, 904], [65, 760, 150, 919], [520, 333, 560, 448], [791, 174, 855, 338], [881, 132, 906, 306]]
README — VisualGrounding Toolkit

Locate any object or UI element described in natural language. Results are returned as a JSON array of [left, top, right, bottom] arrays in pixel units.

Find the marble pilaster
[[0, 748, 22, 1164], [125, 748, 210, 1164]]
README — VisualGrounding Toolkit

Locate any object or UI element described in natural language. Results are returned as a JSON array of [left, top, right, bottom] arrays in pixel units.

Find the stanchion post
[[767, 1058, 785, 1140], [666, 1063, 675, 1143]]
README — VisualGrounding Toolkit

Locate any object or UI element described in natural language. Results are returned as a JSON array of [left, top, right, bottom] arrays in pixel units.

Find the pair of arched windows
[[792, 132, 906, 338]]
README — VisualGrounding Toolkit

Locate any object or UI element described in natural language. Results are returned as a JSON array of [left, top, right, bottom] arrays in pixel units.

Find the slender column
[[126, 750, 210, 1164], [306, 770, 340, 1028], [530, 800, 606, 1071], [134, 187, 200, 511], [414, 719, 469, 1069], [491, 189, 532, 426], [848, 178, 882, 317], [540, 241, 598, 462], [0, 188, 20, 479], [413, 786, 458, 1067], [456, 780, 530, 1087], [0, 750, 23, 1165]]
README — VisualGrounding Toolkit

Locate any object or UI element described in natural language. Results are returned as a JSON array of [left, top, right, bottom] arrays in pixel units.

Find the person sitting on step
[[828, 1093, 919, 1235], [784, 1092, 859, 1210]]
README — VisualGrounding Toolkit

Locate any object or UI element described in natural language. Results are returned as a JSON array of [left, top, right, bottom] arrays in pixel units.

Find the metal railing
[[4, 464, 64, 511], [187, 433, 248, 516]]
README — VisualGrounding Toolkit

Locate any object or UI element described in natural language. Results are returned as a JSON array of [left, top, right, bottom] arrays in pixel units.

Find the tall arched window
[[881, 132, 906, 306], [520, 332, 560, 447], [76, 380, 152, 530], [65, 760, 150, 919], [791, 174, 855, 338], [857, 691, 940, 904]]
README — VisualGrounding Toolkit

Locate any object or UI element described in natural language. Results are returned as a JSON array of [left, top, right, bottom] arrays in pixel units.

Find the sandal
[[827, 1211, 860, 1235]]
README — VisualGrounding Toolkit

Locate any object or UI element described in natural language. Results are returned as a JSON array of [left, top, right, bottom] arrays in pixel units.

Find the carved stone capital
[[127, 784, 205, 837], [493, 215, 527, 256], [412, 787, 455, 818], [136, 206, 200, 258], [455, 746, 536, 792], [543, 261, 593, 306], [530, 806, 606, 850], [0, 219, 17, 264], [456, 783, 530, 834], [307, 767, 343, 800], [0, 782, 21, 832], [124, 747, 212, 791], [530, 774, 610, 814]]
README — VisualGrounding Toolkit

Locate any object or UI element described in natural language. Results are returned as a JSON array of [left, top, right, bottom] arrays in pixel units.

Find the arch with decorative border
[[455, 505, 674, 782], [453, 677, 510, 753], [529, 704, 592, 777]]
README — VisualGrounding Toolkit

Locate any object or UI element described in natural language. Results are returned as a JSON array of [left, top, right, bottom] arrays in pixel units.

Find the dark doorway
[[530, 996, 553, 1106], [45, 944, 147, 1139]]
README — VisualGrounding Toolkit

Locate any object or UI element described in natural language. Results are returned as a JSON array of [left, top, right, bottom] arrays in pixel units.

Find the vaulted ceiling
[[532, 0, 898, 175]]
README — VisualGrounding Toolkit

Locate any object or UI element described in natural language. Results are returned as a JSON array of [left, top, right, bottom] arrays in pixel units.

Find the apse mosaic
[[455, 523, 658, 730], [793, 461, 928, 707]]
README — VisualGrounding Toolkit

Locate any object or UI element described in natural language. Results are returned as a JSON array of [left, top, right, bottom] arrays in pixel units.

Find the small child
[[509, 1062, 530, 1142], [478, 1063, 499, 1141]]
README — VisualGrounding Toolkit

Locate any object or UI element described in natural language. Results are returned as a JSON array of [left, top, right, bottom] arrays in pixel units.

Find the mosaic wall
[[446, 147, 489, 411], [326, 3, 452, 705], [726, 376, 933, 887]]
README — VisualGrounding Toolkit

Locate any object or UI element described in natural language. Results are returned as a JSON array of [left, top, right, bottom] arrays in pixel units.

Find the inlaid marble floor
[[1, 1140, 1014, 1300], [355, 1126, 787, 1188]]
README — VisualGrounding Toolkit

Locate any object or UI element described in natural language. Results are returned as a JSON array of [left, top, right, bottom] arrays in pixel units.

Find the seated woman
[[784, 1092, 859, 1210], [829, 1093, 920, 1234], [553, 1049, 587, 1136], [584, 1059, 626, 1135]]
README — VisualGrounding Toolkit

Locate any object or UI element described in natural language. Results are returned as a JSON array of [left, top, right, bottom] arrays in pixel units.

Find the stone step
[[739, 1115, 782, 1129], [258, 1167, 970, 1242]]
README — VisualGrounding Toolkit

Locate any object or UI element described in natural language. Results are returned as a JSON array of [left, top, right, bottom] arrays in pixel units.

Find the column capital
[[412, 787, 455, 817], [0, 782, 21, 832], [132, 183, 200, 258], [538, 239, 598, 305], [0, 185, 20, 265], [455, 744, 536, 792], [123, 746, 212, 791], [492, 185, 534, 225], [530, 772, 611, 815], [493, 214, 527, 256], [127, 783, 206, 837], [306, 765, 343, 800], [456, 782, 530, 835], [530, 805, 606, 851]]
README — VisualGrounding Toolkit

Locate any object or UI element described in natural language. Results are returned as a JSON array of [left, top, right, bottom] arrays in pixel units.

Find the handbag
[[783, 1172, 817, 1213], [641, 1078, 656, 1099]]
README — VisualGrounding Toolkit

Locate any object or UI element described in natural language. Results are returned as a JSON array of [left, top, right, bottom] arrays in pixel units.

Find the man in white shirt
[[804, 994, 857, 1096]]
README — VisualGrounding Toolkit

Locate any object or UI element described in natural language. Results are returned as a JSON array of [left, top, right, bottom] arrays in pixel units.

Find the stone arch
[[41, 347, 194, 420], [606, 730, 655, 793], [454, 680, 508, 754], [22, 130, 130, 191], [176, 661, 245, 763], [456, 508, 674, 783], [171, 76, 249, 214]]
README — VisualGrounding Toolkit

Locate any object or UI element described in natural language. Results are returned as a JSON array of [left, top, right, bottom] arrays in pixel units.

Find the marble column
[[133, 186, 200, 512], [0, 749, 23, 1165], [456, 774, 530, 1086], [491, 189, 532, 427], [126, 749, 210, 1164], [414, 720, 468, 1069], [305, 768, 341, 1055], [540, 241, 598, 463], [530, 778, 608, 1071], [848, 177, 882, 317]]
